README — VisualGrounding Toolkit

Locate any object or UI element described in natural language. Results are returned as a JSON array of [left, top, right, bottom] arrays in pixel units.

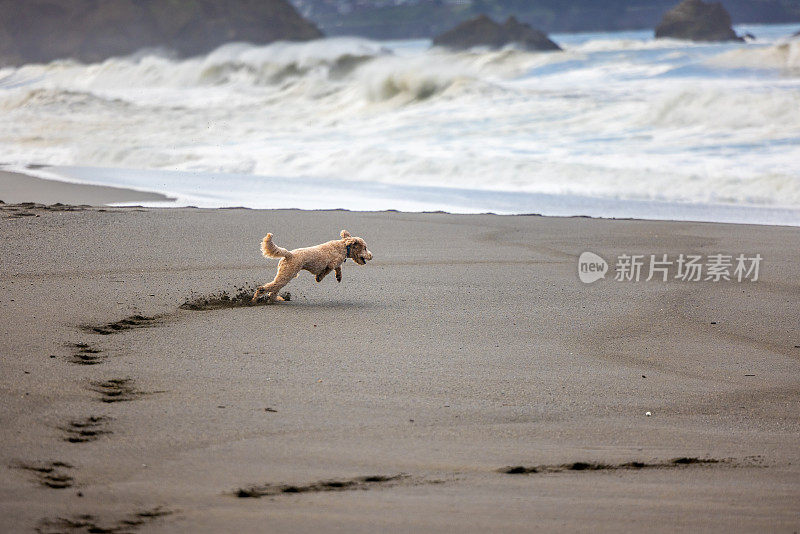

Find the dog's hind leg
[[253, 262, 297, 303], [253, 280, 288, 303]]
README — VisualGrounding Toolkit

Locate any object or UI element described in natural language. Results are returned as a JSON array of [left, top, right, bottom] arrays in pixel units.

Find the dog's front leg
[[253, 263, 295, 303], [315, 266, 332, 283], [335, 266, 342, 282]]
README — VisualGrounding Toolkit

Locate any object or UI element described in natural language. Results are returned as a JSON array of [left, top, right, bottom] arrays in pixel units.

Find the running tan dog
[[252, 230, 373, 303]]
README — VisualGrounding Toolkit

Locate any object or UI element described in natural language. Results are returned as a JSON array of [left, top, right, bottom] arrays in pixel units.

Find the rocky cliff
[[432, 15, 561, 52], [0, 0, 323, 65], [655, 0, 743, 41]]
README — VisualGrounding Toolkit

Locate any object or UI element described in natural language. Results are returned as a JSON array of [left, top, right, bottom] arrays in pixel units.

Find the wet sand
[[0, 170, 170, 205], [0, 193, 799, 532]]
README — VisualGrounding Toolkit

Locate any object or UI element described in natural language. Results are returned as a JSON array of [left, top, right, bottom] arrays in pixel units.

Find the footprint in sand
[[14, 461, 75, 489], [59, 415, 112, 443], [87, 378, 157, 403], [36, 507, 172, 534], [235, 474, 409, 498], [498, 457, 727, 475], [66, 342, 105, 365], [83, 314, 159, 335]]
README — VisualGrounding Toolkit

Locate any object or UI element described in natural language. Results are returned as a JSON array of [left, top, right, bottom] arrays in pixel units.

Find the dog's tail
[[260, 233, 292, 259]]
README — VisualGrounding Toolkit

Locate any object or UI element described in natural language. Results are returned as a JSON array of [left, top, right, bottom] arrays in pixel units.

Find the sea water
[[1, 24, 799, 224]]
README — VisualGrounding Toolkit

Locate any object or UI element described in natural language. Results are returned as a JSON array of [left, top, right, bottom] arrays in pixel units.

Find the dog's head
[[341, 230, 373, 265]]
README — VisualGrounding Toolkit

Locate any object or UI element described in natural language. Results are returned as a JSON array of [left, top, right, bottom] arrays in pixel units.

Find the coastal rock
[[655, 0, 744, 42], [0, 0, 322, 66], [432, 15, 561, 52]]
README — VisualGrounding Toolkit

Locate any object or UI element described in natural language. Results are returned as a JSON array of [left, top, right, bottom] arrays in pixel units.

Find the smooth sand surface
[[1, 199, 799, 532], [0, 170, 171, 205]]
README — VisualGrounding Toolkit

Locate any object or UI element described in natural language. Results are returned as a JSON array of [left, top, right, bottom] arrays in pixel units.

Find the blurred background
[[1, 0, 799, 223], [289, 0, 800, 38]]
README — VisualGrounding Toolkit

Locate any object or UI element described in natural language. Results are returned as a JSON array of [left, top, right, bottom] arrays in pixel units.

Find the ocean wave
[[645, 86, 800, 129], [355, 55, 482, 102], [1, 29, 798, 212], [569, 37, 702, 53], [0, 87, 132, 111], [0, 40, 558, 110], [0, 38, 391, 91], [195, 38, 390, 85], [707, 40, 800, 74]]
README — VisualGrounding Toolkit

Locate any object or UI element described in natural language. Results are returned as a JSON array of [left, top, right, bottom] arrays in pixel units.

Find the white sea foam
[[1, 25, 799, 218], [568, 37, 700, 53], [707, 39, 800, 74]]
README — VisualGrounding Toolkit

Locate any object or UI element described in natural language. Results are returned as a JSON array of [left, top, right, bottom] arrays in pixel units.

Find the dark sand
[[0, 192, 799, 531], [0, 170, 171, 205]]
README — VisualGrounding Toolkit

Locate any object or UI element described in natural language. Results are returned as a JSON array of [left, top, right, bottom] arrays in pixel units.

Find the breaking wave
[[1, 25, 799, 212], [707, 39, 800, 74]]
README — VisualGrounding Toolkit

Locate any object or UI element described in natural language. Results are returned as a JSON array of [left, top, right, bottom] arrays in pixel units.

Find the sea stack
[[655, 0, 744, 42], [432, 15, 561, 52], [0, 0, 323, 66]]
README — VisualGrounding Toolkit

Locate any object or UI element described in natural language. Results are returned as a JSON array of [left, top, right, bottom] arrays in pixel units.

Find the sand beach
[[1, 173, 799, 532]]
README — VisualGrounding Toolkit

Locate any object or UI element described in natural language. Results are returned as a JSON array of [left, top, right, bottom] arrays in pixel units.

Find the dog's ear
[[340, 230, 351, 239]]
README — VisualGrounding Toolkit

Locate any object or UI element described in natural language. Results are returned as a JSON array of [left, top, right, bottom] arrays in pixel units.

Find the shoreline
[[0, 170, 172, 206], [3, 166, 800, 226]]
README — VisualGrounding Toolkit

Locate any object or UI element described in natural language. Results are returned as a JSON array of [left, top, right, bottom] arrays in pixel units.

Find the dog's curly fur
[[252, 230, 373, 303]]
